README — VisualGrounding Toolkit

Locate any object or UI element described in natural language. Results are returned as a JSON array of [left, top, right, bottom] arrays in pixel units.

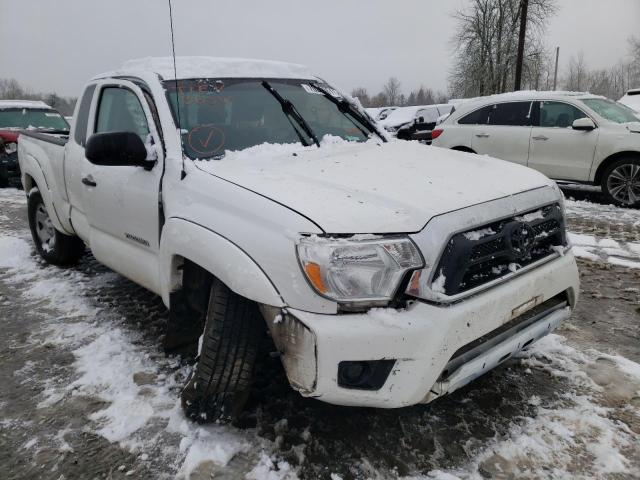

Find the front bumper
[[277, 252, 579, 408]]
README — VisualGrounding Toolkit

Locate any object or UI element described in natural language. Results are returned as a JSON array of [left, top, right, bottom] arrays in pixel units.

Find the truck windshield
[[581, 98, 640, 124], [0, 108, 69, 131], [164, 78, 377, 159]]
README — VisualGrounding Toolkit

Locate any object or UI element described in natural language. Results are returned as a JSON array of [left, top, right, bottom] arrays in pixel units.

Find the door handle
[[475, 133, 490, 138], [81, 175, 97, 187], [532, 135, 549, 141]]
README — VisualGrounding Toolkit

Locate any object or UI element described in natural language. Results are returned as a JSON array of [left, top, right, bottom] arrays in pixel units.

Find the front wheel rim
[[606, 163, 640, 205], [35, 203, 56, 252]]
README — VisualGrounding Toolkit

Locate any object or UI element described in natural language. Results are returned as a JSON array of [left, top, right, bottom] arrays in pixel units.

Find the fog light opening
[[337, 359, 396, 391]]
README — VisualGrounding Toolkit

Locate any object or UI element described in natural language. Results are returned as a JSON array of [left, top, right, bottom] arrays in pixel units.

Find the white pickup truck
[[18, 57, 579, 422]]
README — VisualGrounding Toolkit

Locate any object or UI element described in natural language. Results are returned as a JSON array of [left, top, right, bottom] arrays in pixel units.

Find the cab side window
[[539, 101, 587, 128], [487, 101, 532, 126], [95, 87, 150, 141]]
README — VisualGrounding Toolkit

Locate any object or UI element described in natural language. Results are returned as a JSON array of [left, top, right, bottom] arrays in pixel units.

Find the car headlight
[[551, 182, 567, 217], [297, 236, 423, 306]]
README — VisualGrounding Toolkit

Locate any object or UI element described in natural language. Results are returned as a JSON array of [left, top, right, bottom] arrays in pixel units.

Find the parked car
[[18, 57, 579, 422], [380, 104, 454, 142], [619, 88, 640, 113], [432, 91, 640, 207], [0, 100, 69, 188], [364, 106, 397, 121]]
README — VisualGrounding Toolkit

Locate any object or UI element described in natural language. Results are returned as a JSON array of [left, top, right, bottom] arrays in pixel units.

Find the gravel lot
[[0, 186, 639, 480]]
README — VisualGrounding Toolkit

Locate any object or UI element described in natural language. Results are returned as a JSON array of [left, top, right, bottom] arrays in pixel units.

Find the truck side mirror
[[85, 132, 151, 168], [572, 117, 595, 131]]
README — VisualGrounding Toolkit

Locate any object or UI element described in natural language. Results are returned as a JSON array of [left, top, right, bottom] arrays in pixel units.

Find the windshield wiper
[[311, 83, 386, 142], [261, 81, 320, 147]]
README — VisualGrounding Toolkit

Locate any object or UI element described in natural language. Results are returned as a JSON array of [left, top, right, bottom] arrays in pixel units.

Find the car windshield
[[581, 98, 640, 124], [164, 78, 376, 159], [0, 108, 69, 131]]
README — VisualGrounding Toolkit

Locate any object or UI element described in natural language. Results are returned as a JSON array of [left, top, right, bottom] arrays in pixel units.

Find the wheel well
[[451, 146, 476, 154], [23, 173, 35, 193], [594, 151, 640, 185]]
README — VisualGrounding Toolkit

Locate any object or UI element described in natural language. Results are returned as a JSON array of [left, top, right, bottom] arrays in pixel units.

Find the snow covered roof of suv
[[451, 90, 604, 115], [94, 56, 316, 81], [0, 100, 52, 110]]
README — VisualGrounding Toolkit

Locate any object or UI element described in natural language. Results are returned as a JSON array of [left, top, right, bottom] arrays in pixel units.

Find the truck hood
[[194, 139, 554, 233]]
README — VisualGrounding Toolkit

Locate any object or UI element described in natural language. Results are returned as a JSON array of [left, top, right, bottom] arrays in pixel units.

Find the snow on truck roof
[[94, 56, 316, 81], [0, 100, 52, 110]]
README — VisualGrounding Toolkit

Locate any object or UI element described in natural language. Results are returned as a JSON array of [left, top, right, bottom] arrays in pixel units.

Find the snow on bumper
[[281, 252, 579, 408]]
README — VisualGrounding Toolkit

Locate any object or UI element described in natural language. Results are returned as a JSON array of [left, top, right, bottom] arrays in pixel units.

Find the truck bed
[[19, 130, 69, 147]]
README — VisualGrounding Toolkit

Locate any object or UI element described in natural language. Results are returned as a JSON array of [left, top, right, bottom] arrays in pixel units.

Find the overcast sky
[[1, 0, 638, 98]]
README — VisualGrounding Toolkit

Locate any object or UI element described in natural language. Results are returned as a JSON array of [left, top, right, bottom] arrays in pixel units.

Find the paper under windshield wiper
[[261, 81, 320, 147], [311, 82, 386, 142]]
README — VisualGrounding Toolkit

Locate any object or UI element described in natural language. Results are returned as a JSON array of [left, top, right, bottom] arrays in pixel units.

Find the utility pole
[[514, 0, 529, 91], [553, 46, 559, 90]]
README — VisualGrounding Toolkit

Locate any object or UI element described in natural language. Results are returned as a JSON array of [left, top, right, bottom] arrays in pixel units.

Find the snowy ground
[[0, 186, 639, 479]]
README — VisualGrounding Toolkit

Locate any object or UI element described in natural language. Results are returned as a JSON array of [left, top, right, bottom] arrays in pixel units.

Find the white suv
[[432, 92, 640, 207]]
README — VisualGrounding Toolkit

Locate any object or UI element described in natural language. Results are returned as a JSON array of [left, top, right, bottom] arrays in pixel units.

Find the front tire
[[181, 278, 262, 423], [27, 189, 85, 265], [601, 157, 640, 208]]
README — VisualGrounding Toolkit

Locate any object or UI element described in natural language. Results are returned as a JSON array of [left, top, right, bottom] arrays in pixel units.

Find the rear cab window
[[74, 84, 97, 146]]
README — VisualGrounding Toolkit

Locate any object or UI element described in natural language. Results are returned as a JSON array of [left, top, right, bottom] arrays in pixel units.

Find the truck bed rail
[[19, 130, 69, 147]]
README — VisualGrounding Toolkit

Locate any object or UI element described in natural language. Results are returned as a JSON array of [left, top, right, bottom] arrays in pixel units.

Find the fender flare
[[160, 217, 285, 308], [19, 152, 71, 234]]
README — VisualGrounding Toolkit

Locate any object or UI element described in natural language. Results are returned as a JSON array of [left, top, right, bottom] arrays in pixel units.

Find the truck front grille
[[433, 203, 566, 296]]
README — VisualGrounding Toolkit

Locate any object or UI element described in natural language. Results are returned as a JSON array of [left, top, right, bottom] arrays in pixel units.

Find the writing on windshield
[[165, 79, 375, 159]]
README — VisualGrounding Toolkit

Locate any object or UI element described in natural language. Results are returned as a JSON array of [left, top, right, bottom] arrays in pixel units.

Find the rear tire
[[600, 157, 640, 208], [27, 189, 85, 266], [181, 278, 262, 423]]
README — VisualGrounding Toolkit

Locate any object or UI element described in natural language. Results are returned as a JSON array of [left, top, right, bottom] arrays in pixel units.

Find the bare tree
[[449, 0, 557, 98], [564, 52, 587, 91], [0, 78, 77, 115], [350, 87, 370, 107], [382, 77, 402, 106]]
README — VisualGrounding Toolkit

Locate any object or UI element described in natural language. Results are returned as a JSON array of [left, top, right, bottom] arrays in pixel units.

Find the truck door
[[82, 79, 165, 294], [65, 83, 97, 243]]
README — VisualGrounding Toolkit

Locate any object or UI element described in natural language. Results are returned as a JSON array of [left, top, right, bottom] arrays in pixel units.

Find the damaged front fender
[[260, 305, 317, 394]]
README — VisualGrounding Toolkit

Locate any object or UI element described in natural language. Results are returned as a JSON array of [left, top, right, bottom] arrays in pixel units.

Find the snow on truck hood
[[194, 139, 554, 233]]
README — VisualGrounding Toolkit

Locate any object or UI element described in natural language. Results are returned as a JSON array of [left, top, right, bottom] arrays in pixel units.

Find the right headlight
[[297, 235, 424, 307]]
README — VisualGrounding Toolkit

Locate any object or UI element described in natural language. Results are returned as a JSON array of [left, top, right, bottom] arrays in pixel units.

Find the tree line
[[351, 79, 449, 108], [449, 0, 640, 100], [354, 0, 640, 108], [0, 78, 76, 116], [563, 39, 640, 100]]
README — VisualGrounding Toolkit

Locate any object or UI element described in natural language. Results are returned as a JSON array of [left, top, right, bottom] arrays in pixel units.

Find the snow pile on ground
[[0, 228, 285, 479], [411, 334, 640, 479], [565, 198, 640, 228], [569, 232, 640, 268]]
